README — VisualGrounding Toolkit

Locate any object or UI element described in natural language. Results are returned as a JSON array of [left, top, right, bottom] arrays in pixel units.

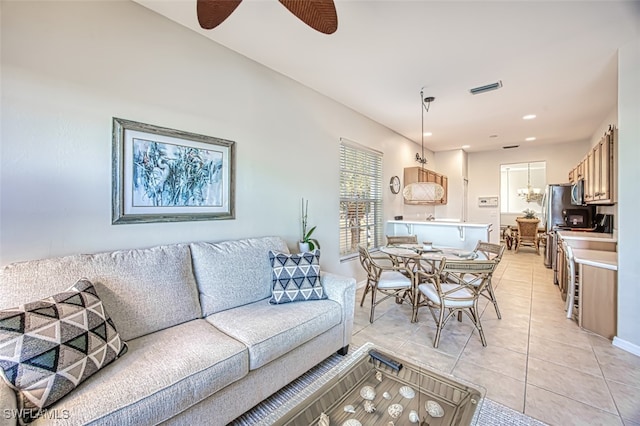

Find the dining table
[[380, 243, 479, 270], [380, 243, 481, 288], [379, 244, 482, 323]]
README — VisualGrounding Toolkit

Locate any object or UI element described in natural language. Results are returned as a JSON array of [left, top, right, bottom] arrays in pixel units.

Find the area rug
[[229, 344, 547, 425]]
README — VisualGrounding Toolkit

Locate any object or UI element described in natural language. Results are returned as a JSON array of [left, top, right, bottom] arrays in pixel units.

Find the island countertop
[[386, 220, 491, 251], [572, 249, 618, 271], [387, 220, 491, 228]]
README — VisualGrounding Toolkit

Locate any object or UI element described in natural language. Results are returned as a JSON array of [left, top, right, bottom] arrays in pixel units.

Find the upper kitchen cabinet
[[571, 126, 616, 205], [403, 167, 448, 204]]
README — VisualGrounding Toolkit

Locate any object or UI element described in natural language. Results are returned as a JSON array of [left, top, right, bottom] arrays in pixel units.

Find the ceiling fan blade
[[278, 0, 338, 34], [197, 0, 243, 30]]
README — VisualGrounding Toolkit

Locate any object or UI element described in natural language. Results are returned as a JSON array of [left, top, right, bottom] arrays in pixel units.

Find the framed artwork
[[112, 117, 235, 224]]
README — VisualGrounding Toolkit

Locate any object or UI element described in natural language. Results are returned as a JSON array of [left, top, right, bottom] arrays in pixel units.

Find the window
[[339, 140, 383, 258], [500, 161, 546, 227]]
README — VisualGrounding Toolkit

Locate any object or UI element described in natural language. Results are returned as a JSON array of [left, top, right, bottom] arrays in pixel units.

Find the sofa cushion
[[190, 237, 290, 316], [0, 244, 202, 341], [268, 250, 327, 304], [205, 298, 341, 370], [0, 279, 127, 424], [34, 320, 248, 425]]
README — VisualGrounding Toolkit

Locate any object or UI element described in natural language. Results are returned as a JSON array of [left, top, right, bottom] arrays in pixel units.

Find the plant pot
[[298, 242, 311, 253]]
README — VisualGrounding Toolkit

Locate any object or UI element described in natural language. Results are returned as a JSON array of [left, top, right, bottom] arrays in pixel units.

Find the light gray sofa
[[0, 236, 356, 425]]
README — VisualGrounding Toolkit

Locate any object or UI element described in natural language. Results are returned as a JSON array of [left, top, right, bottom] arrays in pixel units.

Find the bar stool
[[565, 245, 579, 319]]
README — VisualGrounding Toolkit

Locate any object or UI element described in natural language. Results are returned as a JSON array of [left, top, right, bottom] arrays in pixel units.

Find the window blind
[[339, 141, 383, 257]]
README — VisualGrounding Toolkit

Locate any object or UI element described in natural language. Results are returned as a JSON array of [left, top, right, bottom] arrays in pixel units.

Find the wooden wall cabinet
[[570, 126, 615, 205], [403, 167, 448, 204]]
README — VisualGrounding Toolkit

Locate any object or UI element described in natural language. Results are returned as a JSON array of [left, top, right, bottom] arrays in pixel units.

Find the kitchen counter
[[572, 249, 618, 271], [386, 220, 491, 251], [556, 230, 617, 243], [388, 220, 491, 228]]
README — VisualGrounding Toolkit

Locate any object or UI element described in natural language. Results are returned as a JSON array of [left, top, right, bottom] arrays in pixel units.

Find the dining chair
[[515, 218, 540, 254], [413, 258, 497, 348], [470, 241, 506, 319], [357, 246, 415, 323], [386, 235, 418, 245]]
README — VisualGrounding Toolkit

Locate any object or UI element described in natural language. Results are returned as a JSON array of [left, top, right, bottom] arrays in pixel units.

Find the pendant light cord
[[417, 89, 434, 168]]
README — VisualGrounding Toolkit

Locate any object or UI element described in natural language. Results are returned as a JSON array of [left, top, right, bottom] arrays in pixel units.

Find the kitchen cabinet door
[[584, 151, 594, 202], [596, 134, 612, 202], [579, 264, 617, 339]]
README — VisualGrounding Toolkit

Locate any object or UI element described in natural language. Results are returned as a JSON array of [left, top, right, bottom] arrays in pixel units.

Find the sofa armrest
[[321, 272, 356, 349], [0, 380, 17, 426]]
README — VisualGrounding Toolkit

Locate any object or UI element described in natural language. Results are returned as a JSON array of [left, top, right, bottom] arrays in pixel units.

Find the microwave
[[571, 179, 584, 205], [563, 208, 593, 228]]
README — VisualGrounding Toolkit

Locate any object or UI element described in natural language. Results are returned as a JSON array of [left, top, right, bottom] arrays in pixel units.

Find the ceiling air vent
[[503, 145, 519, 149], [470, 80, 503, 95]]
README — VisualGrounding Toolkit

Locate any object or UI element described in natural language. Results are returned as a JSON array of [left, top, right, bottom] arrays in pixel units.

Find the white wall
[[615, 38, 640, 353], [434, 150, 466, 221], [0, 1, 425, 284], [467, 141, 590, 243]]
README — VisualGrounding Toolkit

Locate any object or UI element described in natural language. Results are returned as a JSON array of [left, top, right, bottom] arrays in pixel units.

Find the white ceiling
[[135, 0, 639, 152]]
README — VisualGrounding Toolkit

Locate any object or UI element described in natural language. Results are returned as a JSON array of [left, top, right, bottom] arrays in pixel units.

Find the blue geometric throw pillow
[[268, 250, 327, 304]]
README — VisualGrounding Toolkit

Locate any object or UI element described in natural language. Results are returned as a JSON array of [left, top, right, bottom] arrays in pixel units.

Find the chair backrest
[[431, 259, 498, 300], [386, 235, 418, 245], [358, 246, 377, 281], [473, 240, 506, 262], [565, 244, 576, 284], [516, 218, 540, 240]]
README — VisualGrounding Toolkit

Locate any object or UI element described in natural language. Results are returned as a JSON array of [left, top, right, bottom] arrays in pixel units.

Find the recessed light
[[523, 114, 537, 120], [423, 132, 433, 137], [525, 137, 536, 141], [462, 145, 470, 149]]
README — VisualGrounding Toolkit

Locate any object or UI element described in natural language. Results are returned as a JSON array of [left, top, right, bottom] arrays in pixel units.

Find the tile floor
[[350, 246, 640, 426]]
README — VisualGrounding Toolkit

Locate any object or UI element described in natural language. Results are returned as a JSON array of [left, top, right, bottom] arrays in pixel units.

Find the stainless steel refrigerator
[[542, 184, 572, 269], [541, 184, 573, 233], [542, 184, 595, 274]]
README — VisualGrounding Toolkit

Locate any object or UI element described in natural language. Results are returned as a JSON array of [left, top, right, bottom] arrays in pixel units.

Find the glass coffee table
[[257, 343, 485, 426]]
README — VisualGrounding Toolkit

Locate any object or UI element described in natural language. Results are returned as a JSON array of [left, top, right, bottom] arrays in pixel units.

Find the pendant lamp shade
[[403, 182, 445, 203]]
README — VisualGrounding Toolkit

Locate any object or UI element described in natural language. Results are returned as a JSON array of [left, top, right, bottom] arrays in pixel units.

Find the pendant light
[[404, 89, 444, 203]]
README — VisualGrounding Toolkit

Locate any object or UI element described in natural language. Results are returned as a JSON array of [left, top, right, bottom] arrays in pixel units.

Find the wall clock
[[389, 176, 401, 194]]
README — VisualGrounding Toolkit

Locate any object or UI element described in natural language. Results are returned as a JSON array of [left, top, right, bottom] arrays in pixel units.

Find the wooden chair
[[470, 241, 506, 319], [515, 218, 540, 254], [386, 235, 418, 245], [357, 246, 415, 323], [413, 258, 497, 347]]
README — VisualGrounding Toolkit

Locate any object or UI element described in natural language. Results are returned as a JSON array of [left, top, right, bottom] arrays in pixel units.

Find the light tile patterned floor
[[351, 247, 640, 426]]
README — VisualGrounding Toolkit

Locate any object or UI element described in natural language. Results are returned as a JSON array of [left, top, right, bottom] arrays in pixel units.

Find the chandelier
[[517, 163, 543, 203]]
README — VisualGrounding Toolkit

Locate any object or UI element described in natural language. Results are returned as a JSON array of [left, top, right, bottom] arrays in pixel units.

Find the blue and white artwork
[[132, 139, 223, 207]]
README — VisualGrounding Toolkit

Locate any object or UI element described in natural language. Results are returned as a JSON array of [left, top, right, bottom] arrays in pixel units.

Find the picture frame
[[112, 117, 235, 224]]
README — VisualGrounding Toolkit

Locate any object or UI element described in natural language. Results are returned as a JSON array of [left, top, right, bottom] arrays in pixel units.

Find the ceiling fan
[[197, 0, 338, 34]]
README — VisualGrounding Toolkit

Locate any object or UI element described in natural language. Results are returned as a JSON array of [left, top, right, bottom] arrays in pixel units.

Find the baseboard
[[612, 336, 640, 357]]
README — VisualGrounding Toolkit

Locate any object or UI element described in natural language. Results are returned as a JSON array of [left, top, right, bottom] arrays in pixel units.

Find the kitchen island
[[386, 220, 491, 251]]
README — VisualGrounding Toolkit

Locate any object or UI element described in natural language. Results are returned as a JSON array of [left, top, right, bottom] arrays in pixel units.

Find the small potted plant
[[299, 198, 320, 252], [522, 209, 537, 219]]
